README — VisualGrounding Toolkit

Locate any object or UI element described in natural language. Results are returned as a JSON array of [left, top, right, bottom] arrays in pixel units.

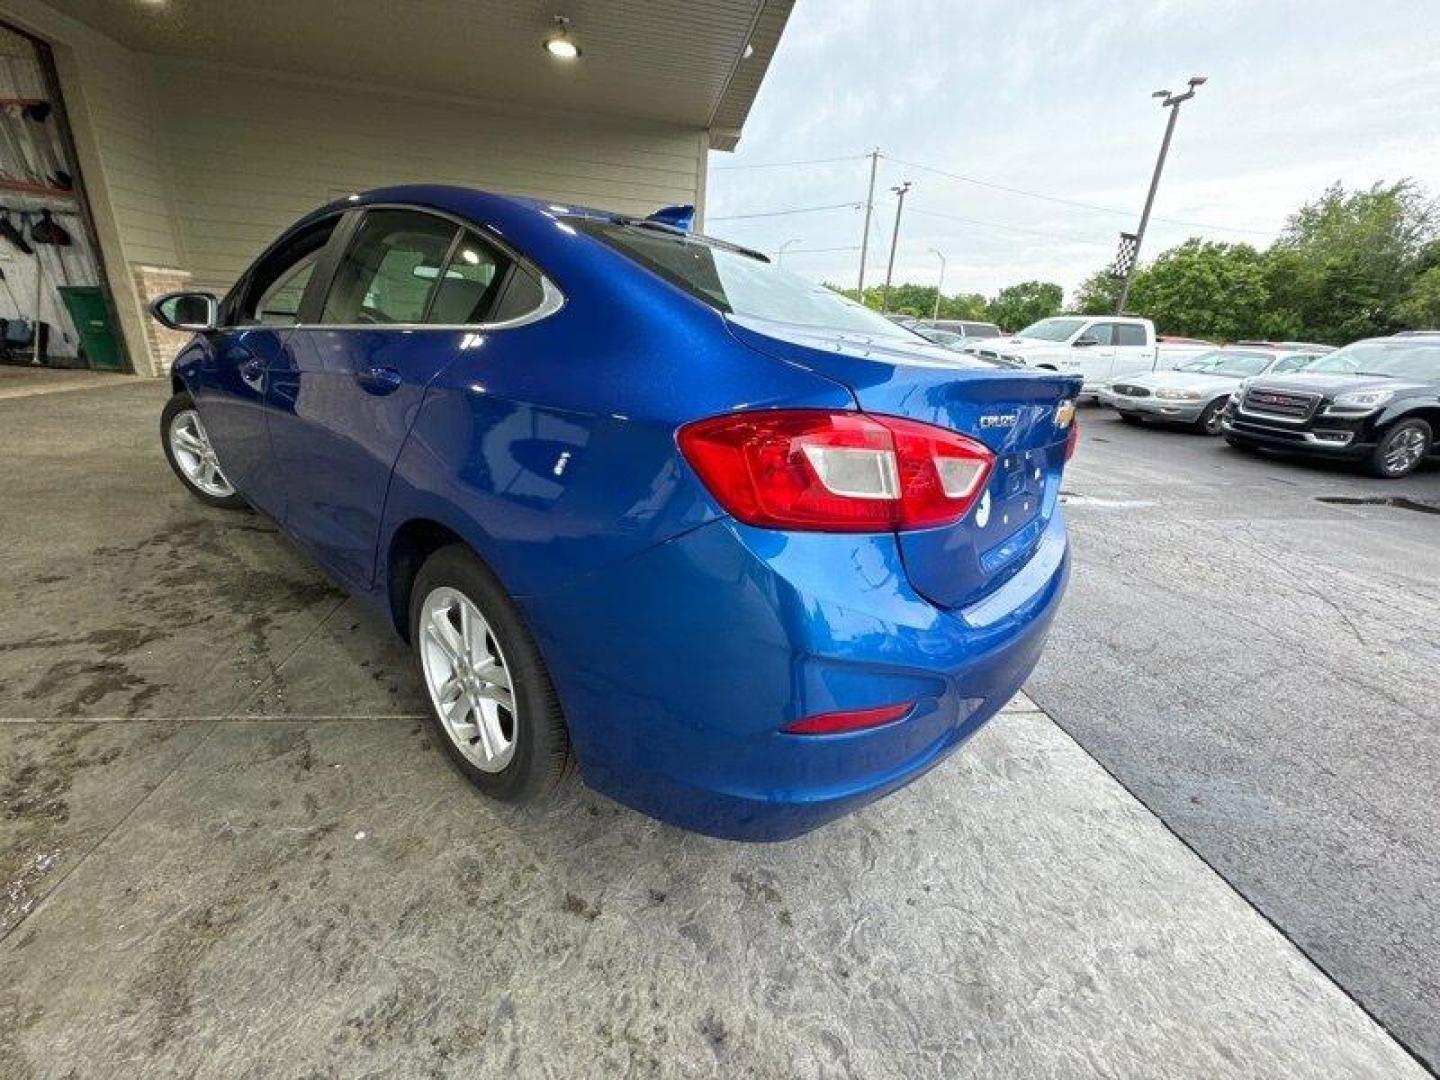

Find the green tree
[[986, 281, 1063, 331], [939, 292, 990, 320], [1071, 271, 1120, 315], [1123, 239, 1275, 341], [1265, 180, 1438, 343], [1395, 265, 1440, 328]]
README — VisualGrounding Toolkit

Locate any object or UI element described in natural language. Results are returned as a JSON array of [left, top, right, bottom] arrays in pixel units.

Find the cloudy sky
[[704, 0, 1440, 303]]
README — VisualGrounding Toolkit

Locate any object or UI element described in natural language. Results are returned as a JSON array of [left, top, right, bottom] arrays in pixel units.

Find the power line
[[778, 245, 861, 255], [881, 153, 1278, 238], [906, 206, 1114, 247], [709, 201, 861, 222], [711, 154, 867, 172]]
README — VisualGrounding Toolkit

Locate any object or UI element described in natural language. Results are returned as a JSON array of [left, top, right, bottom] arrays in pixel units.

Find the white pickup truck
[[964, 316, 1214, 397]]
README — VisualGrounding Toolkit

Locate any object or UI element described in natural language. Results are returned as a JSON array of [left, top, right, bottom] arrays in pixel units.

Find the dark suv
[[1221, 333, 1439, 478]]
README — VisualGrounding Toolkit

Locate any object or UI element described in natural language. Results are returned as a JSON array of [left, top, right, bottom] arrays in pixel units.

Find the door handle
[[355, 365, 402, 395]]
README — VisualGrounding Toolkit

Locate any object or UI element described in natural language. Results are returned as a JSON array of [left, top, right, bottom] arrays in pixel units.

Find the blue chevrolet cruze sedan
[[151, 185, 1081, 840]]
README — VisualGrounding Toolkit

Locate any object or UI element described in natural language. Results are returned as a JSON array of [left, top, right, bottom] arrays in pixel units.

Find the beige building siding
[[151, 60, 707, 297], [0, 5, 715, 374]]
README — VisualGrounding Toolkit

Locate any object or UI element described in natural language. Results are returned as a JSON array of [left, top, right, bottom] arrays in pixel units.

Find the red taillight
[[1065, 417, 1080, 461], [782, 702, 913, 735], [677, 410, 994, 533]]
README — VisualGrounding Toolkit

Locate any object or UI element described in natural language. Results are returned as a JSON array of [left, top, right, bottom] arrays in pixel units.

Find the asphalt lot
[[1032, 404, 1440, 1069], [0, 378, 1432, 1078]]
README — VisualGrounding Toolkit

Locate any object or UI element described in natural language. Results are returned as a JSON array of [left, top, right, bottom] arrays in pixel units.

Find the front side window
[[255, 251, 320, 326], [1081, 323, 1115, 346], [322, 210, 458, 325], [233, 218, 337, 326]]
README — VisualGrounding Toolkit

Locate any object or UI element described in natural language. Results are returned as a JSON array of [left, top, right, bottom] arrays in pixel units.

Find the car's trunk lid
[[728, 317, 1082, 610]]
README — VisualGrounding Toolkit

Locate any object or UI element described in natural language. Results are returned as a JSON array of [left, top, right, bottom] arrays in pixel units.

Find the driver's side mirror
[[1072, 335, 1098, 347], [150, 291, 219, 332]]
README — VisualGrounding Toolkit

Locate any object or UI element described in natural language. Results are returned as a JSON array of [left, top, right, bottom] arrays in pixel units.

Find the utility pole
[[856, 149, 879, 299], [929, 248, 947, 320], [777, 238, 802, 266], [881, 181, 911, 313], [1115, 76, 1206, 313]]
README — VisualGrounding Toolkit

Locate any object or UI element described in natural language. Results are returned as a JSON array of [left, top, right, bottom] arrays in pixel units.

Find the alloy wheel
[[419, 586, 517, 773], [1383, 426, 1427, 475], [169, 409, 236, 498]]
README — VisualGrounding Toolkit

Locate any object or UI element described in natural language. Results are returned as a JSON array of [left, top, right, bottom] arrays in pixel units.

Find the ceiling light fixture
[[544, 16, 581, 60]]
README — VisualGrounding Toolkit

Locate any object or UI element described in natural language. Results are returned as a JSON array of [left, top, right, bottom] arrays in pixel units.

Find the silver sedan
[[1099, 347, 1326, 434]]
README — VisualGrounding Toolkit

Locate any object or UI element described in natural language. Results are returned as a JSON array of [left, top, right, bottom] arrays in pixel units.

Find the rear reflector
[[782, 702, 914, 735], [1065, 418, 1080, 461], [677, 410, 994, 532]]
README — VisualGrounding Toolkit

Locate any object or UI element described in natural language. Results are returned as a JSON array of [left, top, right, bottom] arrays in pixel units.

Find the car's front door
[[1071, 321, 1117, 385], [193, 219, 335, 516], [267, 209, 512, 589]]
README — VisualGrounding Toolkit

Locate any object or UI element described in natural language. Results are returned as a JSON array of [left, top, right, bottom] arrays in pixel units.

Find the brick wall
[[131, 265, 193, 376]]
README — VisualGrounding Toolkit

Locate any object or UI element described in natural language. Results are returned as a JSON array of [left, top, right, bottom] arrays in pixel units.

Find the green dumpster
[[58, 285, 125, 371]]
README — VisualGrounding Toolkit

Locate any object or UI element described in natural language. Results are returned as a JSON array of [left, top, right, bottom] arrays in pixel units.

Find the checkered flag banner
[[1109, 232, 1139, 280]]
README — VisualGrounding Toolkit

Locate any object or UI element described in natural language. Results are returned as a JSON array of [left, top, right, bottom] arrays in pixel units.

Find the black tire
[[160, 392, 249, 510], [1366, 418, 1432, 479], [409, 544, 572, 802], [1224, 434, 1257, 452], [1195, 398, 1227, 436], [1118, 413, 1143, 425]]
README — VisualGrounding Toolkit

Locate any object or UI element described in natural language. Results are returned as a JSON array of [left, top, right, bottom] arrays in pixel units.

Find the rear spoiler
[[645, 204, 695, 231]]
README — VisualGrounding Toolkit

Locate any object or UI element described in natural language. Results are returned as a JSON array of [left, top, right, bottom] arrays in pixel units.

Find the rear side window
[[489, 265, 546, 324], [1114, 324, 1147, 347], [322, 210, 457, 324], [426, 231, 508, 324]]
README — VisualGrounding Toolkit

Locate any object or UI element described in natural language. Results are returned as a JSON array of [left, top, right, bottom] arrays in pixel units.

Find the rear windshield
[[1306, 340, 1440, 380], [573, 219, 917, 340], [963, 322, 1000, 338]]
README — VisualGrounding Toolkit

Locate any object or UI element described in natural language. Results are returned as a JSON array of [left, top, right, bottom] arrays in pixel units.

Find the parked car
[[1099, 346, 1328, 434], [912, 325, 968, 349], [916, 318, 1002, 346], [1221, 333, 1440, 477], [151, 185, 1082, 840], [964, 315, 1214, 397]]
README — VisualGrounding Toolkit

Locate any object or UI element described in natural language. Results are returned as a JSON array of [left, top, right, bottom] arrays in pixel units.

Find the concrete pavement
[[0, 381, 1429, 1078]]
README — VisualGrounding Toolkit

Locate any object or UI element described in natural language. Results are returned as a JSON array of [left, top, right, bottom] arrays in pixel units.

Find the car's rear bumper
[[520, 513, 1069, 841]]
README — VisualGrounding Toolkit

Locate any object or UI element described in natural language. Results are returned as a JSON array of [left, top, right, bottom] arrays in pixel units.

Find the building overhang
[[38, 0, 792, 149]]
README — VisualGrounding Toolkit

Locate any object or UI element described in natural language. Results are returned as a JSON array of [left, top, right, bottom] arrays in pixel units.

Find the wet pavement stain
[[5, 513, 342, 718]]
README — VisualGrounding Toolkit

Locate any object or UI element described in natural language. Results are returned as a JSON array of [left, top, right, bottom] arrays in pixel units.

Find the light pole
[[777, 238, 802, 265], [857, 148, 879, 296], [929, 248, 947, 320], [881, 181, 911, 313], [1115, 76, 1206, 313]]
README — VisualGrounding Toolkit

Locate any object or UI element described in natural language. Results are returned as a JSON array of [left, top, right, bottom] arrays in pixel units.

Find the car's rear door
[[1112, 322, 1154, 375], [267, 208, 510, 588]]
